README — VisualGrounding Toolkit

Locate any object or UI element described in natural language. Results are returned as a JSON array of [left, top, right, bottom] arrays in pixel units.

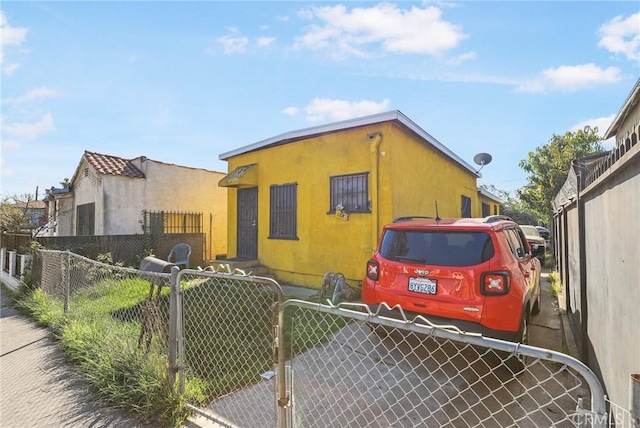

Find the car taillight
[[366, 259, 379, 281], [481, 272, 510, 295]]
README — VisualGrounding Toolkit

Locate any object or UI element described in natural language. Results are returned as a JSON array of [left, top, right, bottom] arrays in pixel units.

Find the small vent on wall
[[84, 167, 89, 177]]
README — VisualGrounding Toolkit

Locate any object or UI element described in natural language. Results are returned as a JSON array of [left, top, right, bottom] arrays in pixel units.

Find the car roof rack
[[482, 215, 514, 223], [392, 216, 434, 223]]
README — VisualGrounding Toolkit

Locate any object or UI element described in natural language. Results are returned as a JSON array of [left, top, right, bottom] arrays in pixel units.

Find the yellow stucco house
[[217, 110, 497, 288]]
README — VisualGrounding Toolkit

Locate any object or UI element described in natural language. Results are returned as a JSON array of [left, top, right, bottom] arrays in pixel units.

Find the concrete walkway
[[0, 285, 148, 428]]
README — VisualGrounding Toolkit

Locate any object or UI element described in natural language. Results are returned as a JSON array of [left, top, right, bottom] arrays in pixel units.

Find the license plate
[[408, 277, 437, 294]]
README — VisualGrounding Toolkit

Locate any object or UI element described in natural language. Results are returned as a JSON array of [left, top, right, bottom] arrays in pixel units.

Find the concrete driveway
[[189, 272, 585, 428]]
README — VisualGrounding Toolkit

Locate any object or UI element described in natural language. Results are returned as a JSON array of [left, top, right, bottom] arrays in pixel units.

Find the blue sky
[[1, 1, 639, 199]]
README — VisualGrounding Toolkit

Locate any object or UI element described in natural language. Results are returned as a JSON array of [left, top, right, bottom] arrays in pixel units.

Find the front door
[[237, 187, 258, 259]]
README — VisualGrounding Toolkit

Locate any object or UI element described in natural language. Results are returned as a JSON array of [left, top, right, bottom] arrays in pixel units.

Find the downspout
[[368, 132, 383, 251]]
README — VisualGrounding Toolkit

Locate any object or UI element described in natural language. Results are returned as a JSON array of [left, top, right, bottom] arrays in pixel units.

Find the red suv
[[362, 215, 541, 344]]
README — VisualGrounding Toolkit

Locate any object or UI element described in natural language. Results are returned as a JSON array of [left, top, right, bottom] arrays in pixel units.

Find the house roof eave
[[219, 110, 480, 177], [604, 78, 640, 140]]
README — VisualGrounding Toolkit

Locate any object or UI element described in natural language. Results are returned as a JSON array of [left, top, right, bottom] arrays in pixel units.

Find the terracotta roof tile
[[84, 151, 145, 179]]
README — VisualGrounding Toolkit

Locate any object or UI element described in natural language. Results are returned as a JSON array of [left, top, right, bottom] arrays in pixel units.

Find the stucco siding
[[138, 160, 227, 258], [59, 155, 227, 260], [223, 121, 479, 288], [387, 123, 478, 219], [54, 196, 74, 236], [102, 175, 145, 235], [73, 161, 105, 234], [226, 125, 378, 286]]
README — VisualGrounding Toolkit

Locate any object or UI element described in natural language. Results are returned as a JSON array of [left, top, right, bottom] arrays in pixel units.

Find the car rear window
[[379, 230, 495, 266]]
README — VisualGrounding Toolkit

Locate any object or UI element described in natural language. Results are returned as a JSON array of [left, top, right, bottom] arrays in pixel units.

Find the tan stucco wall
[[66, 158, 227, 259], [385, 122, 479, 220], [104, 159, 228, 258], [223, 122, 478, 288]]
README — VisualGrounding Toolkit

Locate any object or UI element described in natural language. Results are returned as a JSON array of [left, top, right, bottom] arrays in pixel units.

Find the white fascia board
[[219, 110, 479, 177], [478, 188, 505, 203], [604, 77, 640, 140]]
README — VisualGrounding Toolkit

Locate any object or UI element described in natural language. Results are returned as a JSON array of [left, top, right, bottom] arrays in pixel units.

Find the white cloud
[[282, 106, 299, 116], [8, 87, 61, 104], [257, 36, 276, 47], [0, 161, 14, 177], [0, 138, 21, 150], [2, 112, 55, 140], [2, 62, 19, 75], [570, 115, 616, 147], [0, 11, 29, 73], [516, 63, 621, 93], [295, 3, 466, 58], [598, 12, 640, 60], [217, 35, 249, 54], [303, 98, 390, 122], [446, 51, 477, 66]]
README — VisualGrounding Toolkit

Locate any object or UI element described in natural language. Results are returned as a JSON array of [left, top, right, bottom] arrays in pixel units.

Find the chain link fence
[[20, 250, 621, 428], [31, 248, 172, 368], [175, 269, 284, 427], [279, 300, 607, 428]]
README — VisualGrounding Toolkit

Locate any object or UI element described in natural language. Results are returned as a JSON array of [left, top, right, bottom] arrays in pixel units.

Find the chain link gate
[[175, 269, 284, 427], [26, 252, 612, 427], [278, 300, 607, 428]]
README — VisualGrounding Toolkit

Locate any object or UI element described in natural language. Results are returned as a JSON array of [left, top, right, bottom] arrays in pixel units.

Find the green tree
[[0, 194, 35, 232], [518, 126, 604, 225]]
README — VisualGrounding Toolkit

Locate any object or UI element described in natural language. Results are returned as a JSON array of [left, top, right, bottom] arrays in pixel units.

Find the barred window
[[143, 211, 202, 234], [329, 172, 370, 213], [461, 195, 472, 218], [270, 183, 297, 239]]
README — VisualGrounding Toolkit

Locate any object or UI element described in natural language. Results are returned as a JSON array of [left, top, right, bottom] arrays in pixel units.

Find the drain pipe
[[368, 132, 383, 250]]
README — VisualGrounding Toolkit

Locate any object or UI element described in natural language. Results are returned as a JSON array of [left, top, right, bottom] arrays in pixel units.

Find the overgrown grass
[[15, 280, 194, 426], [13, 276, 347, 426], [548, 271, 563, 297]]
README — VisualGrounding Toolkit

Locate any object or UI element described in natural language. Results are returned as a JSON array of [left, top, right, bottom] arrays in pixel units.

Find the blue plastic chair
[[167, 243, 191, 269]]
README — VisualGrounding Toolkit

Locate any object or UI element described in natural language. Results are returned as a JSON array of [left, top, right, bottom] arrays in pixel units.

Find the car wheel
[[505, 315, 528, 373]]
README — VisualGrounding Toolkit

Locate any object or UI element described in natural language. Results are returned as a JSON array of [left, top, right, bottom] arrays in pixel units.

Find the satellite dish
[[474, 152, 493, 166], [473, 152, 492, 174]]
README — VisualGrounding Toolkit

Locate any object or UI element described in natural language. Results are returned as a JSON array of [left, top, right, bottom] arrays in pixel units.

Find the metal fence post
[[177, 270, 185, 393], [63, 250, 70, 314], [632, 374, 640, 428], [168, 266, 180, 389]]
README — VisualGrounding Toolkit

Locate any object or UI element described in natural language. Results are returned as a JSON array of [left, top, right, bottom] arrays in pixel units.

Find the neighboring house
[[217, 110, 495, 288], [44, 151, 228, 260], [477, 188, 502, 217], [552, 78, 639, 409], [11, 200, 47, 232]]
